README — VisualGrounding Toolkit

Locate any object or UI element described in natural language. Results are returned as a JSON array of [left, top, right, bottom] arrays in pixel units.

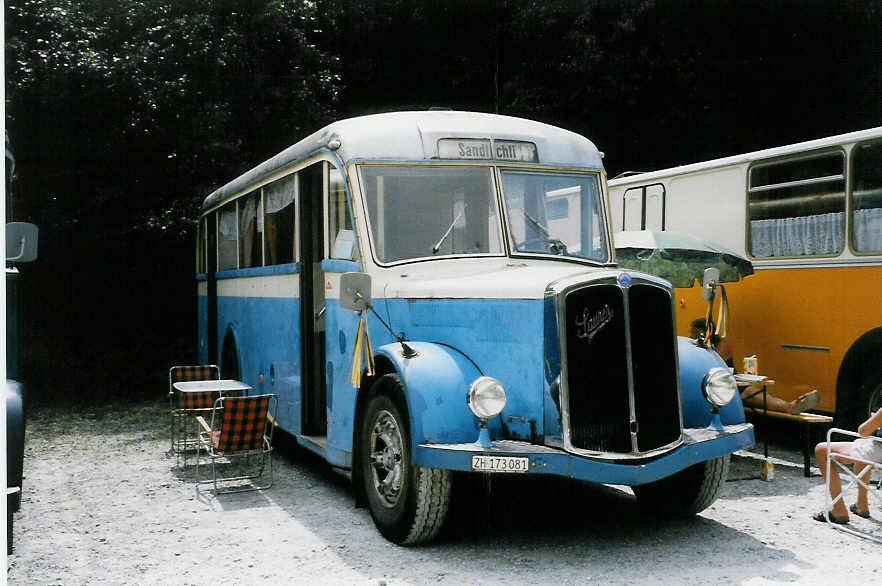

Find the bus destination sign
[[438, 138, 538, 163]]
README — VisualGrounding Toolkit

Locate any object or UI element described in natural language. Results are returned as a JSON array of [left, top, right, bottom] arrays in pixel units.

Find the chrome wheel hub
[[369, 410, 405, 507]]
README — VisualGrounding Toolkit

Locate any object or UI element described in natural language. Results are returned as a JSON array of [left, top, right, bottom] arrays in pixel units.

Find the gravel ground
[[7, 399, 882, 585]]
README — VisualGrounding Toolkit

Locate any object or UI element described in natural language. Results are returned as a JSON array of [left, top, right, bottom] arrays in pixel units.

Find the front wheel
[[359, 376, 452, 545], [633, 455, 730, 517]]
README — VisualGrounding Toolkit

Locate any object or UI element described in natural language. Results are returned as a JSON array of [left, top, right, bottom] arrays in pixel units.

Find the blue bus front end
[[356, 266, 753, 489]]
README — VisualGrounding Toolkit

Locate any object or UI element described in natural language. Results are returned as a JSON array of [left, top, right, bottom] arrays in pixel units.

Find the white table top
[[172, 379, 252, 393]]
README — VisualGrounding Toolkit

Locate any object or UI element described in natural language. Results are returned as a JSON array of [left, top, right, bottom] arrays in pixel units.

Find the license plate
[[470, 455, 530, 473]]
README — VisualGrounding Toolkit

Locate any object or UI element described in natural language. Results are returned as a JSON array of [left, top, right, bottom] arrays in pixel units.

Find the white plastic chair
[[823, 427, 882, 543]]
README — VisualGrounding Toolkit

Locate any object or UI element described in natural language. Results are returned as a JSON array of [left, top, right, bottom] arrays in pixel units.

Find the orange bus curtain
[[349, 312, 376, 388]]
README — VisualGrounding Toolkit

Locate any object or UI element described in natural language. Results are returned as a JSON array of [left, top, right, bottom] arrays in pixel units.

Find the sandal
[[790, 390, 821, 414], [812, 511, 848, 525], [850, 504, 870, 519]]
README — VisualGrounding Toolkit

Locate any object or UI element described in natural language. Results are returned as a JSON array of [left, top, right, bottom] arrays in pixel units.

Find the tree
[[6, 0, 341, 402]]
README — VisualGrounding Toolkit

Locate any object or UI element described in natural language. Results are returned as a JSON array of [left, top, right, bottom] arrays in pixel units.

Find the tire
[[834, 330, 882, 430], [359, 375, 452, 545], [836, 366, 882, 431], [633, 455, 730, 517]]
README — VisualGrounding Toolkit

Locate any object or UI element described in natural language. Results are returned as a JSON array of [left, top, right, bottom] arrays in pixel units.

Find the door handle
[[316, 305, 326, 321]]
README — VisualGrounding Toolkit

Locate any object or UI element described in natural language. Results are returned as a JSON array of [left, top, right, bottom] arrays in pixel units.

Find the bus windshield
[[500, 170, 609, 262], [361, 165, 504, 263]]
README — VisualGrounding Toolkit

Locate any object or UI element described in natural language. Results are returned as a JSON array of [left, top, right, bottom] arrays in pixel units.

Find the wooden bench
[[744, 407, 833, 476]]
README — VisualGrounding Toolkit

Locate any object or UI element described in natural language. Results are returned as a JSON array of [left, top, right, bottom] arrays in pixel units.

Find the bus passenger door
[[322, 165, 362, 466], [300, 163, 327, 436]]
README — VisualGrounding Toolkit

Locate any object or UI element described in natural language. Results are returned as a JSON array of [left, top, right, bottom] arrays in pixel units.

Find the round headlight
[[467, 376, 507, 420], [702, 367, 737, 408]]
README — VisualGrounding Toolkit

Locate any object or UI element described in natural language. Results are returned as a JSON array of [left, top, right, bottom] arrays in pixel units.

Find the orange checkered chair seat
[[168, 364, 220, 458], [196, 394, 278, 494], [178, 390, 219, 411], [172, 365, 220, 384], [211, 395, 271, 453]]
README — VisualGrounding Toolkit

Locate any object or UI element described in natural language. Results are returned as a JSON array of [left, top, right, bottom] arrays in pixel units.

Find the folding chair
[[168, 365, 220, 459], [824, 427, 882, 543], [195, 394, 278, 494]]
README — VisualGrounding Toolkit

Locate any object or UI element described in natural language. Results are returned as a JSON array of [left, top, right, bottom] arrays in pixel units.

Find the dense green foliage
[[5, 0, 880, 403]]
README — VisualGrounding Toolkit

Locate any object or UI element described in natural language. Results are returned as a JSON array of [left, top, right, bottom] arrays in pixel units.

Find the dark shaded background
[[5, 0, 881, 405]]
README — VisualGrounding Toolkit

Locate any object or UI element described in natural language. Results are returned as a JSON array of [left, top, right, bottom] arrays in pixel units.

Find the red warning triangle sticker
[[326, 280, 333, 290]]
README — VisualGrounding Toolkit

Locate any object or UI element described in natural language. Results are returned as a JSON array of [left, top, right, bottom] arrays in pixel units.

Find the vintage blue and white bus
[[196, 111, 753, 544]]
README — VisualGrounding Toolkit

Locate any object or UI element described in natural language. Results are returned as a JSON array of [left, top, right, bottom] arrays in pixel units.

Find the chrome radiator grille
[[562, 280, 681, 456]]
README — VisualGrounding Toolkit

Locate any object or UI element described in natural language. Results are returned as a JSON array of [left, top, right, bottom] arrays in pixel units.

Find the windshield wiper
[[522, 209, 549, 236], [432, 203, 468, 254], [516, 208, 568, 255]]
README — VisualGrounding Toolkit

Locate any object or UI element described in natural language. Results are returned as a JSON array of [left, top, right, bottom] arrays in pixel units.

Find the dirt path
[[7, 400, 881, 585]]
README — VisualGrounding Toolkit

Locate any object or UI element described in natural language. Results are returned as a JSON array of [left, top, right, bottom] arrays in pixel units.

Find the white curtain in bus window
[[264, 174, 296, 265], [852, 141, 882, 253], [748, 152, 845, 257], [238, 193, 262, 268], [361, 166, 501, 263], [329, 167, 357, 260], [218, 204, 238, 270]]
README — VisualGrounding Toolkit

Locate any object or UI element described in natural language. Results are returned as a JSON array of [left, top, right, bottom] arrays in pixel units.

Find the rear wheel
[[359, 375, 451, 545], [834, 330, 882, 430], [633, 455, 729, 517]]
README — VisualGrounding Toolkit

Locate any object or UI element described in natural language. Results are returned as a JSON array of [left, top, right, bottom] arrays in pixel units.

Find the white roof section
[[203, 111, 604, 210], [609, 126, 882, 187]]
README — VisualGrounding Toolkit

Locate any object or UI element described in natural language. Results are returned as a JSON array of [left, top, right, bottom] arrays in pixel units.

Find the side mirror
[[5, 222, 39, 263], [701, 267, 719, 301], [340, 272, 371, 312]]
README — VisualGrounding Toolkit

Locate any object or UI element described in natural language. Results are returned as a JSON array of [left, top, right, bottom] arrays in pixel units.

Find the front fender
[[677, 337, 746, 427], [375, 341, 484, 447]]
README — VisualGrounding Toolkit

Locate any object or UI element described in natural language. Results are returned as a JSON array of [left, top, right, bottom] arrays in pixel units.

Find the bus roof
[[203, 111, 604, 211], [609, 126, 882, 187]]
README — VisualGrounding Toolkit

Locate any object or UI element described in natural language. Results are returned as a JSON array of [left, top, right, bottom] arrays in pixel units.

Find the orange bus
[[608, 128, 882, 428]]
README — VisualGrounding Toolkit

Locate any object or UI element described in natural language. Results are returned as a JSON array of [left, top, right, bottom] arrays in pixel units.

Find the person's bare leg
[[742, 388, 819, 414], [741, 389, 792, 413], [854, 462, 871, 515], [815, 441, 851, 520]]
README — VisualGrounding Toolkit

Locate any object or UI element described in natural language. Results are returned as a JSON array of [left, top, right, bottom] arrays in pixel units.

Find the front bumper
[[416, 423, 754, 486]]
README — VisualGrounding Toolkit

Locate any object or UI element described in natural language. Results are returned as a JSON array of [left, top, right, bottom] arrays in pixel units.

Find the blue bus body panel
[[218, 294, 303, 431], [377, 298, 545, 443], [200, 288, 751, 477]]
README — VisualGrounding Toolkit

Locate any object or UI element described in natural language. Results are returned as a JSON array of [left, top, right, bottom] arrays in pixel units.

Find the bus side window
[[852, 141, 882, 253], [238, 192, 263, 268], [622, 184, 664, 231], [264, 174, 296, 265], [748, 152, 845, 258], [623, 187, 642, 231], [218, 202, 238, 270], [329, 166, 357, 261]]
